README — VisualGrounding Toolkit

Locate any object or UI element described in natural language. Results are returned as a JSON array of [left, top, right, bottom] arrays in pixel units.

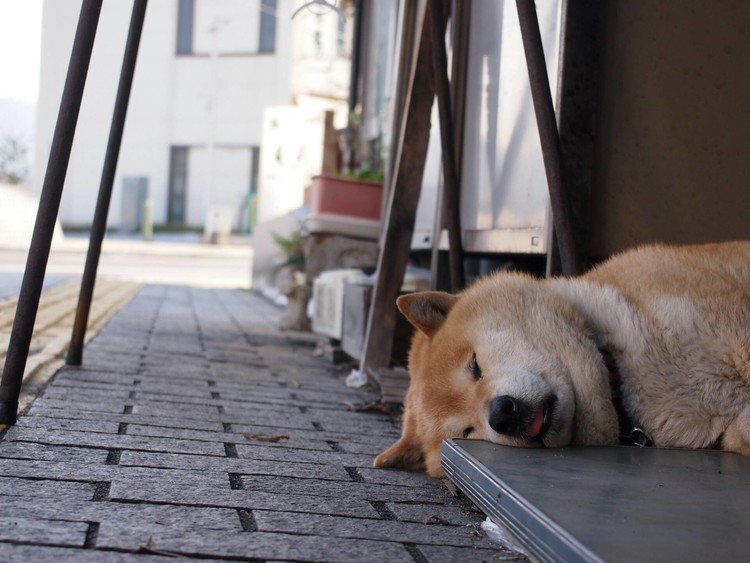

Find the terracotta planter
[[309, 175, 383, 221]]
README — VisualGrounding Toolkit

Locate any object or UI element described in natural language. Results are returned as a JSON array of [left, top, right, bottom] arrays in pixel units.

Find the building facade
[[34, 0, 349, 231]]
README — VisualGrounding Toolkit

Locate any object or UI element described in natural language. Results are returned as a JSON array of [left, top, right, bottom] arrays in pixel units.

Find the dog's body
[[375, 242, 750, 477]]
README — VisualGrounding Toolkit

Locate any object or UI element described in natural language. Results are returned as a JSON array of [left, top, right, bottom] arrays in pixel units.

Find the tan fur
[[374, 242, 750, 477]]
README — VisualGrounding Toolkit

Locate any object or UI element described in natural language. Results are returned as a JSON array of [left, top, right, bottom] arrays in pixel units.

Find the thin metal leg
[[67, 0, 148, 367], [516, 0, 582, 277], [0, 0, 103, 425]]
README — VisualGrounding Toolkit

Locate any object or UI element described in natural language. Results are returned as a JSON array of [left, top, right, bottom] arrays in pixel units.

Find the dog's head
[[374, 273, 618, 477]]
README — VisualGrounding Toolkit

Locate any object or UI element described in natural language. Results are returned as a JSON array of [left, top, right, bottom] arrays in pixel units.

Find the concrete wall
[[589, 0, 750, 256]]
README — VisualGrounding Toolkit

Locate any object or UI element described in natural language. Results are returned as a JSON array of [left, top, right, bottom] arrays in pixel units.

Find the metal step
[[442, 439, 750, 562]]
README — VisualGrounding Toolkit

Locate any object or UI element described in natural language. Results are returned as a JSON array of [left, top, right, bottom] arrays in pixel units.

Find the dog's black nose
[[489, 395, 522, 435]]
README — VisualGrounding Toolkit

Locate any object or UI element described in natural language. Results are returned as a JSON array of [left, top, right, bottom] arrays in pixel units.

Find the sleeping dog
[[375, 242, 750, 477]]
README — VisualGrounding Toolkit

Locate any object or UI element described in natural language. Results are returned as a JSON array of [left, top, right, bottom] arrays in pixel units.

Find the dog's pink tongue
[[528, 407, 545, 439]]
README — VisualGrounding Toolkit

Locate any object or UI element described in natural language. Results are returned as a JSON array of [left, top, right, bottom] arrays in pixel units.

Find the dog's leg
[[722, 406, 750, 456]]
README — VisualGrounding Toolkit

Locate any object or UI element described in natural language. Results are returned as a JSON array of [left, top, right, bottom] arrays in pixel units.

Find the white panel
[[187, 147, 252, 229], [412, 100, 441, 249], [460, 0, 563, 253], [193, 0, 261, 55], [257, 106, 325, 224]]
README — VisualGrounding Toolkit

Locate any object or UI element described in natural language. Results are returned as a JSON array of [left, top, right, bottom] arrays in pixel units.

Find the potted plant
[[309, 169, 384, 222]]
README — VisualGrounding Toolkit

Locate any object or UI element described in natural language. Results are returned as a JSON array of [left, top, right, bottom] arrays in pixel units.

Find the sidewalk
[[0, 286, 522, 561]]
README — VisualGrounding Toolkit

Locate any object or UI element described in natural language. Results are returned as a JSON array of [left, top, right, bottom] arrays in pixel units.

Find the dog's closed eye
[[470, 353, 482, 381]]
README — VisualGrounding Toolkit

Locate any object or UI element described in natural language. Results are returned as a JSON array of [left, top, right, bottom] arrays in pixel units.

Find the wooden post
[[516, 0, 582, 277], [428, 0, 465, 292], [545, 0, 602, 277], [321, 110, 340, 176], [361, 3, 441, 380]]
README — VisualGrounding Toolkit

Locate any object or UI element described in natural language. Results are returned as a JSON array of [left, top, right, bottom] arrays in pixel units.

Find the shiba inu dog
[[374, 242, 750, 477]]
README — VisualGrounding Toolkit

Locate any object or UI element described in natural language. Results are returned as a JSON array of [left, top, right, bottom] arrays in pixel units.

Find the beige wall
[[589, 0, 750, 256]]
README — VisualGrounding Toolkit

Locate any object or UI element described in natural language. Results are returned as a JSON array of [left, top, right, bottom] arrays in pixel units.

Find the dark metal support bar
[[428, 0, 465, 292], [516, 0, 582, 277], [346, 0, 366, 172], [67, 0, 148, 366], [0, 0, 102, 425]]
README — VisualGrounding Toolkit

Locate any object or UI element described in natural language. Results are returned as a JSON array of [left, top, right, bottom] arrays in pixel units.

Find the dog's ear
[[396, 291, 457, 337], [373, 436, 424, 471]]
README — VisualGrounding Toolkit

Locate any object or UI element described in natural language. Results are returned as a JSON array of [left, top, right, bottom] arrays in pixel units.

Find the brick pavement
[[0, 286, 523, 562]]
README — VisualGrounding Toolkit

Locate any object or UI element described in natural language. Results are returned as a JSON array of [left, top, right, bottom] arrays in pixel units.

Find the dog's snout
[[489, 395, 523, 435]]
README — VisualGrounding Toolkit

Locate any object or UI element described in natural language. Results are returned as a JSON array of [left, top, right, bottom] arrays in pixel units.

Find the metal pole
[[67, 0, 148, 366], [0, 0, 102, 425], [516, 0, 582, 277], [346, 0, 366, 172], [428, 0, 465, 292]]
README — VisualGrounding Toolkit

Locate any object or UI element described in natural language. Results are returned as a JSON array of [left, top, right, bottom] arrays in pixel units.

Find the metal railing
[[0, 0, 148, 425]]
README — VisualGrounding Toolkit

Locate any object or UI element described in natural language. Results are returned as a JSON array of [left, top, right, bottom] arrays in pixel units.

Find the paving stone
[[97, 528, 413, 562], [253, 510, 495, 548], [357, 467, 439, 487], [386, 502, 486, 526], [118, 450, 353, 481], [28, 397, 129, 415], [54, 370, 138, 386], [18, 409, 226, 433], [126, 423, 345, 453], [229, 423, 400, 444], [234, 443, 373, 466], [16, 415, 121, 434], [0, 442, 109, 464], [417, 544, 527, 562], [0, 477, 96, 500], [0, 459, 229, 489], [54, 380, 214, 400], [108, 483, 379, 518], [239, 475, 445, 502], [335, 438, 406, 455], [5, 427, 225, 456], [0, 544, 182, 562], [305, 417, 402, 436], [0, 516, 88, 546], [0, 496, 240, 533]]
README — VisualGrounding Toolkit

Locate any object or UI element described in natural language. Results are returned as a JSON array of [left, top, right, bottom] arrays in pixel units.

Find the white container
[[204, 205, 233, 244], [312, 269, 368, 339]]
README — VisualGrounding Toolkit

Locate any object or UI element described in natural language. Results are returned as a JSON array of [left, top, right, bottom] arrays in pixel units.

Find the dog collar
[[599, 347, 654, 447]]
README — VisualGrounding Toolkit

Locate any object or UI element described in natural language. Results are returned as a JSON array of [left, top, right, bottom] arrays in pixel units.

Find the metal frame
[[0, 0, 104, 425], [0, 0, 148, 425], [67, 0, 148, 366]]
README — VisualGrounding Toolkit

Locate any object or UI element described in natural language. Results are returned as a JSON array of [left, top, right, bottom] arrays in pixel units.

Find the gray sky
[[0, 0, 43, 103]]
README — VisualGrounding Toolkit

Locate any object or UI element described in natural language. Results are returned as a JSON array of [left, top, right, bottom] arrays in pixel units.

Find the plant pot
[[309, 175, 383, 221]]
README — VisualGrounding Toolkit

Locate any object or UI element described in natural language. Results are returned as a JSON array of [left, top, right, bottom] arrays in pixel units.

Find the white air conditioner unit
[[312, 269, 368, 339]]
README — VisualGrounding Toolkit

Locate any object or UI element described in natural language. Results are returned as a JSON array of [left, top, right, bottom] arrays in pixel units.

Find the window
[[178, 0, 278, 56], [168, 146, 189, 225], [259, 0, 277, 53], [176, 0, 194, 55], [337, 12, 346, 56], [250, 147, 260, 194]]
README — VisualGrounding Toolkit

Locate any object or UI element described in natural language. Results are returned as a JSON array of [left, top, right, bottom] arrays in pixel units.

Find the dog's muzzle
[[489, 394, 555, 442]]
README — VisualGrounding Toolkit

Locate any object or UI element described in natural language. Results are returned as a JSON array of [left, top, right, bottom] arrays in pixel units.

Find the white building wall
[[35, 0, 297, 229]]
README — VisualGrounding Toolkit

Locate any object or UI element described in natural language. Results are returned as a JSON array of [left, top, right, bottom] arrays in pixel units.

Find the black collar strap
[[599, 347, 654, 447]]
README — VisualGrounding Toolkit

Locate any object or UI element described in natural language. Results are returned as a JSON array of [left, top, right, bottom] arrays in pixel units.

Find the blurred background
[[0, 0, 356, 293]]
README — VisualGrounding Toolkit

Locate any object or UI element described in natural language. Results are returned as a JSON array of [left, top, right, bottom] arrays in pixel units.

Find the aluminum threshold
[[442, 439, 750, 562]]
